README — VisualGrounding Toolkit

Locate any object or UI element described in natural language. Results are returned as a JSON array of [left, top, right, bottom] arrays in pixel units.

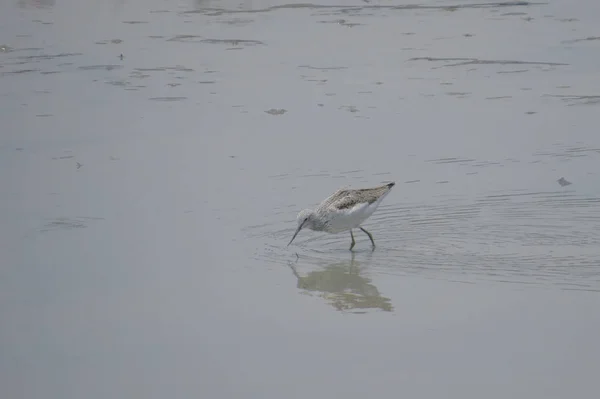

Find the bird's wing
[[319, 183, 394, 212], [319, 188, 352, 210]]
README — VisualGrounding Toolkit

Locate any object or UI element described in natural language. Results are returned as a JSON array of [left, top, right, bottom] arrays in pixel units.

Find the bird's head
[[287, 209, 315, 246]]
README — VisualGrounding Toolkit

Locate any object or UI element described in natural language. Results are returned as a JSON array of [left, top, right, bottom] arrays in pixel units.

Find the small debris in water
[[265, 108, 287, 115], [339, 105, 358, 113], [557, 177, 572, 186]]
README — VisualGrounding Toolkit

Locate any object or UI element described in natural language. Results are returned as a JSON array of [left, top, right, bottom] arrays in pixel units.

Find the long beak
[[287, 221, 305, 246]]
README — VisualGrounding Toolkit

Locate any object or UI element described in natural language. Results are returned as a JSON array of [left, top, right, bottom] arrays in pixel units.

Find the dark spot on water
[[167, 34, 200, 41], [2, 69, 39, 75], [40, 217, 103, 233], [184, 1, 534, 17], [265, 108, 287, 115], [79, 65, 123, 71], [168, 36, 264, 46], [428, 157, 476, 164], [410, 57, 568, 68], [446, 92, 470, 97], [558, 177, 572, 187], [218, 18, 254, 25], [544, 94, 600, 106], [562, 36, 600, 44], [149, 97, 187, 102], [16, 53, 81, 61], [497, 69, 529, 74], [298, 65, 347, 71], [340, 105, 358, 113], [134, 66, 194, 73], [96, 39, 123, 45]]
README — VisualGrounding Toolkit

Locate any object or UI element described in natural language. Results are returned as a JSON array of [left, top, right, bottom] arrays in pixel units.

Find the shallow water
[[2, 0, 600, 398]]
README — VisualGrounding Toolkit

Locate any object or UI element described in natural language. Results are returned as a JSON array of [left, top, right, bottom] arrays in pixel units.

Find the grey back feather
[[317, 183, 394, 212]]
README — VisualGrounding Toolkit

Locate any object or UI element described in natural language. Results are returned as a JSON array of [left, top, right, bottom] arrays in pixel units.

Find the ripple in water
[[243, 189, 600, 292]]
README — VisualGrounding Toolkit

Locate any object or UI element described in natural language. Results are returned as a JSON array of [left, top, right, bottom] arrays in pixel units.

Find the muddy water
[[2, 0, 600, 398]]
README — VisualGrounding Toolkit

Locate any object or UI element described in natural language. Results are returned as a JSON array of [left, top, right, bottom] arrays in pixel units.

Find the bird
[[288, 182, 395, 251]]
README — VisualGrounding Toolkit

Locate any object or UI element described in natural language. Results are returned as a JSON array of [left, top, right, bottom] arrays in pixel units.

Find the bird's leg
[[359, 227, 376, 249], [349, 229, 356, 251]]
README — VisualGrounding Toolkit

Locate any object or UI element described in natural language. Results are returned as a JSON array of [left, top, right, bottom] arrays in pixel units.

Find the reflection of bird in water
[[288, 182, 395, 251], [288, 255, 393, 313]]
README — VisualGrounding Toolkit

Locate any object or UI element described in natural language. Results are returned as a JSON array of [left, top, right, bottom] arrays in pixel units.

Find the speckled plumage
[[288, 182, 395, 250], [318, 183, 395, 211]]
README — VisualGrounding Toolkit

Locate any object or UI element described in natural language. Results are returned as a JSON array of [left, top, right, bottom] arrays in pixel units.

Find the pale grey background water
[[2, 0, 600, 398]]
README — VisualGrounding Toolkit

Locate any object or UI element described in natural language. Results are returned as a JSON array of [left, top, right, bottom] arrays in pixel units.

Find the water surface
[[2, 0, 600, 398]]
